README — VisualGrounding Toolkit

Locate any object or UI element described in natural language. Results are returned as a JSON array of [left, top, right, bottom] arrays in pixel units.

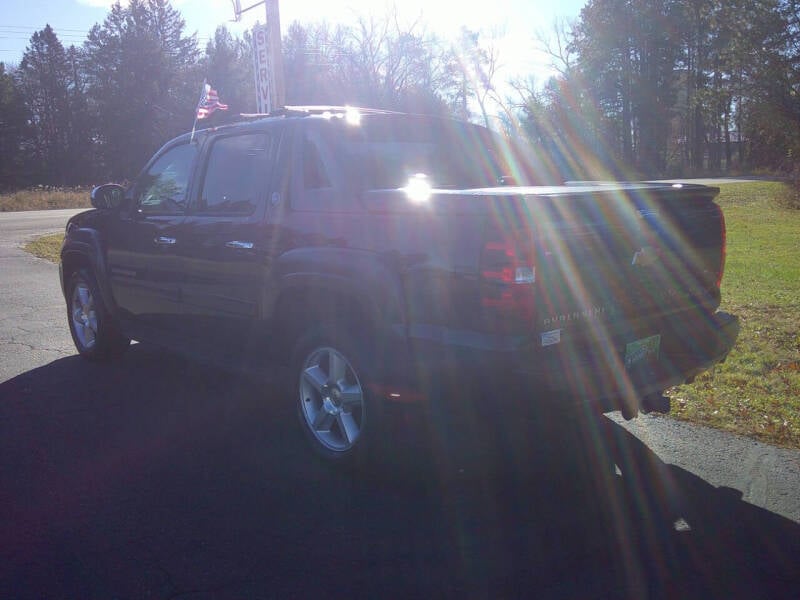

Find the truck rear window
[[320, 115, 532, 190]]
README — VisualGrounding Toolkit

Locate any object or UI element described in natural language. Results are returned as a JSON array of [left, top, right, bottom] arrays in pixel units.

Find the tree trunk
[[724, 100, 732, 171]]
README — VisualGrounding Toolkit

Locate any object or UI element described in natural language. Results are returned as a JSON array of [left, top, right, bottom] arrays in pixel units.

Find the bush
[[0, 187, 91, 212]]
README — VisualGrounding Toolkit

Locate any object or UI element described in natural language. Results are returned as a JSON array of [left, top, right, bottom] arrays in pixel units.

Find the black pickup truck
[[60, 106, 739, 465]]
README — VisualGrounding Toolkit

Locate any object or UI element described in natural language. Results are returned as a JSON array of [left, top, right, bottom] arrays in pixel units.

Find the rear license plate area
[[624, 334, 661, 369]]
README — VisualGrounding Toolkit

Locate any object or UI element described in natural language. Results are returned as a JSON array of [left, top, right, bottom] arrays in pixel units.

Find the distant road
[[0, 207, 87, 241], [654, 177, 779, 185]]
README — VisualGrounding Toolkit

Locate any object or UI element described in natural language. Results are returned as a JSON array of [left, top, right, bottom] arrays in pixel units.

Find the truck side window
[[197, 133, 271, 215], [137, 143, 196, 215], [303, 137, 331, 190]]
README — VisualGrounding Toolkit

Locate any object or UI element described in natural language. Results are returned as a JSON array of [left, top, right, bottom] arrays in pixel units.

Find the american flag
[[196, 82, 228, 119]]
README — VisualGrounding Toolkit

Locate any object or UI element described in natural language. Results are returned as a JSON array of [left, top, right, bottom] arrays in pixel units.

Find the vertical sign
[[265, 0, 285, 108], [252, 0, 285, 114], [252, 24, 271, 113]]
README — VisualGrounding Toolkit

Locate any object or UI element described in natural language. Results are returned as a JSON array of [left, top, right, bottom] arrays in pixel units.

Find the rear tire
[[66, 268, 130, 361], [292, 328, 383, 468]]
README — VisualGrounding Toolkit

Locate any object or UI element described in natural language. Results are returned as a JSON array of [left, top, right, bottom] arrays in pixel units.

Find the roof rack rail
[[283, 105, 402, 116], [239, 106, 404, 120], [238, 106, 311, 119]]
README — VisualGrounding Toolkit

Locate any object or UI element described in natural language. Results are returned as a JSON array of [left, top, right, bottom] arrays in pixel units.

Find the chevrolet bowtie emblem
[[632, 246, 659, 267]]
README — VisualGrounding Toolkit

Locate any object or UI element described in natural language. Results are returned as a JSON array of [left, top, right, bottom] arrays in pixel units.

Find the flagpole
[[190, 79, 207, 143]]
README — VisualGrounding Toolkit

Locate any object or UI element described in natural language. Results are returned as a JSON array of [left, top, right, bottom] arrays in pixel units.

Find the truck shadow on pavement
[[1, 344, 798, 599]]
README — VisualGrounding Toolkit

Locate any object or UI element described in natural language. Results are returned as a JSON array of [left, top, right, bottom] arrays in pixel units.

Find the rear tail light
[[480, 235, 536, 323], [712, 203, 726, 288]]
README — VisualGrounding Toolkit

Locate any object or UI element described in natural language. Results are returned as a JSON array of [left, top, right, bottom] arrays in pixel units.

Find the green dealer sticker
[[624, 334, 661, 368]]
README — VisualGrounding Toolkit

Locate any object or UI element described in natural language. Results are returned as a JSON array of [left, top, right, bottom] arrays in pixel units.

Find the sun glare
[[344, 106, 361, 126], [404, 173, 432, 203]]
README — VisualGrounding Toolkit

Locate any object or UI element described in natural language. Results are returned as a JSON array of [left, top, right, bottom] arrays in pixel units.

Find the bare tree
[[535, 18, 577, 78], [452, 27, 505, 129], [283, 9, 454, 114]]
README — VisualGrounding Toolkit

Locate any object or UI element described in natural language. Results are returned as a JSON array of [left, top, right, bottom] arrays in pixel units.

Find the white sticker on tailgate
[[541, 329, 561, 347]]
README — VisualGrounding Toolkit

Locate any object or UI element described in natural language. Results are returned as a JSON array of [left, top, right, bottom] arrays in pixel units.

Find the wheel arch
[[274, 274, 384, 350], [60, 229, 116, 316], [269, 246, 407, 339], [60, 248, 91, 284]]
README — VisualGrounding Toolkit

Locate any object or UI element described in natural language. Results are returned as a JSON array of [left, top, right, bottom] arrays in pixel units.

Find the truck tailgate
[[509, 184, 725, 333]]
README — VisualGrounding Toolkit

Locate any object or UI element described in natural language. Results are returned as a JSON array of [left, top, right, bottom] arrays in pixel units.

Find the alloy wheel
[[298, 346, 366, 452], [71, 281, 98, 350]]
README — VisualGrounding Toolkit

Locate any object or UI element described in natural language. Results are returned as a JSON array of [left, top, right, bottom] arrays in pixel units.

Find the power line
[[0, 36, 89, 41], [0, 26, 90, 33], [0, 21, 211, 64], [0, 25, 208, 39]]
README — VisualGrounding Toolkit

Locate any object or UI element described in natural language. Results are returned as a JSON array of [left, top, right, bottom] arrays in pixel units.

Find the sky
[[1, 0, 586, 84]]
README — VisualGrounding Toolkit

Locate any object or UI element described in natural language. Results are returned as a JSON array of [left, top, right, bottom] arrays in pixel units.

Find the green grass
[[668, 182, 800, 448], [22, 181, 800, 447], [0, 187, 91, 212], [24, 233, 64, 263]]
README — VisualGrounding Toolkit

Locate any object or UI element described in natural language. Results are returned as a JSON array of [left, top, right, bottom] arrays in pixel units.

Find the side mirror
[[90, 183, 125, 210]]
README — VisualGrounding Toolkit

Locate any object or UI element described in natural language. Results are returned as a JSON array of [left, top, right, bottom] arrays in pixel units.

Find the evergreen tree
[[0, 63, 31, 189], [202, 25, 255, 121], [17, 25, 83, 184], [571, 0, 682, 175], [82, 0, 199, 180]]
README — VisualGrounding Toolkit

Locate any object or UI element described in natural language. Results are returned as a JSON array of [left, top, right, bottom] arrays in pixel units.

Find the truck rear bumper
[[511, 311, 739, 413], [395, 310, 739, 414]]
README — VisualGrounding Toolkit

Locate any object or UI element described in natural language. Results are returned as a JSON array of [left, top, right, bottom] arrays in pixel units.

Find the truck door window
[[303, 137, 331, 190], [196, 133, 271, 215], [137, 143, 196, 215]]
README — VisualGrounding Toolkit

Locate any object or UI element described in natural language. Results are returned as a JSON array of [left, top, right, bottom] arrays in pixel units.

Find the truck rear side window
[[326, 116, 508, 190], [197, 133, 271, 215]]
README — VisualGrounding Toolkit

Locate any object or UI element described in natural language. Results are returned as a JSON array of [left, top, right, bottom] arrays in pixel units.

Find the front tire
[[293, 331, 381, 467], [67, 268, 130, 361]]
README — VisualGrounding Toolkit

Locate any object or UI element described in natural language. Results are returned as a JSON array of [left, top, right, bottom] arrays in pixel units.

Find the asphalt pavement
[[1, 209, 798, 598], [0, 209, 85, 379]]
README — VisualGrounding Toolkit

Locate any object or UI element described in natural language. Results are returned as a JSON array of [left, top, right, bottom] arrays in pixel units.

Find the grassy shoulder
[[24, 233, 64, 263], [22, 182, 800, 447], [667, 182, 800, 448], [1, 187, 91, 212]]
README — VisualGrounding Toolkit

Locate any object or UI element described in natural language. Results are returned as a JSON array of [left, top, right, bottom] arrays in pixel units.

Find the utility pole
[[234, 0, 285, 111], [264, 0, 285, 108]]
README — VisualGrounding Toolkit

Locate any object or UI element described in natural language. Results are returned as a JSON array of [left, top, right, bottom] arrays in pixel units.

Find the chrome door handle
[[225, 241, 254, 249], [154, 236, 177, 245]]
